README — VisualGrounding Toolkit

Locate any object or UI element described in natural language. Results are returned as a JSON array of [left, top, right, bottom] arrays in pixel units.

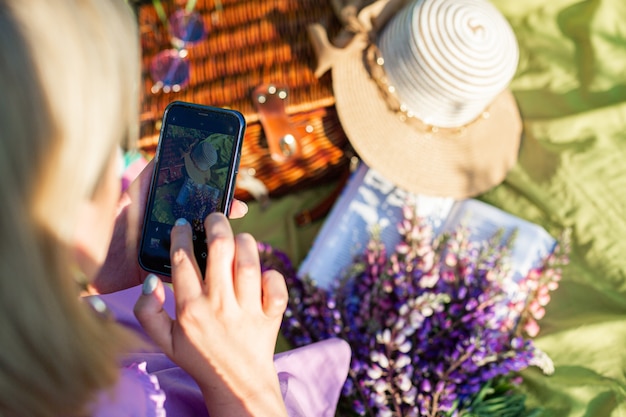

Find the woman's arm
[[91, 160, 152, 293]]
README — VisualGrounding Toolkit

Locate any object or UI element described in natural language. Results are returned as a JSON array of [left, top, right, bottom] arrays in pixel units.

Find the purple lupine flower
[[261, 204, 568, 416]]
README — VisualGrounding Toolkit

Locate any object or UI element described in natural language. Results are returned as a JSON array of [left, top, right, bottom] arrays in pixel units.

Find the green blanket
[[483, 0, 626, 415], [233, 0, 626, 414]]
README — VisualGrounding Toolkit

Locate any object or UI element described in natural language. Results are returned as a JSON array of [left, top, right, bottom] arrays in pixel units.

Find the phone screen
[[139, 102, 245, 276]]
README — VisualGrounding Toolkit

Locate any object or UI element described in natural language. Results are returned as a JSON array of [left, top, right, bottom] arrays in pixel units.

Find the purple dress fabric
[[89, 285, 351, 417]]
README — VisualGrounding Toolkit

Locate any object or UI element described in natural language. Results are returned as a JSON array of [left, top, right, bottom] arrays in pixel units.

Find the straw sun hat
[[309, 0, 522, 198]]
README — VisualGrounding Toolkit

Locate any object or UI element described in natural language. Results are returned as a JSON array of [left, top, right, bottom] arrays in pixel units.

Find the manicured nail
[[142, 274, 159, 295], [175, 218, 188, 227]]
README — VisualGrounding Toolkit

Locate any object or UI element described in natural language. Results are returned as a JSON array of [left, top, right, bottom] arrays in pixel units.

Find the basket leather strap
[[252, 84, 302, 163]]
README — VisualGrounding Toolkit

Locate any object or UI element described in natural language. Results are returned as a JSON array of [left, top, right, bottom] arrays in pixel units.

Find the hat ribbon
[[307, 0, 406, 78]]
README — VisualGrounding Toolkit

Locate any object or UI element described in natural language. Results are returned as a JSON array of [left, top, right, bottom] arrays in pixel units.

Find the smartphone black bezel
[[138, 101, 245, 277]]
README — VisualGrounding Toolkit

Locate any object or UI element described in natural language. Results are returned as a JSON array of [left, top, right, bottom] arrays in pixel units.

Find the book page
[[298, 163, 455, 289], [442, 199, 556, 282]]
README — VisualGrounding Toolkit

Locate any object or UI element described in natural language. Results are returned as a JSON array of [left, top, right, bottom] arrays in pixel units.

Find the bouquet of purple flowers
[[260, 205, 569, 417]]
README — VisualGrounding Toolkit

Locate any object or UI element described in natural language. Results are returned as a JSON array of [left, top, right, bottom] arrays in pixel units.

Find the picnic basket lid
[[137, 0, 344, 151]]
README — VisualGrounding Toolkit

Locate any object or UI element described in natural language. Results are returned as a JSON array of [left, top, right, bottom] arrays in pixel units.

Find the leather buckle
[[252, 83, 302, 163]]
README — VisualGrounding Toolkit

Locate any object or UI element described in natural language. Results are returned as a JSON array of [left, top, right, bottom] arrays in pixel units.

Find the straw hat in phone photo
[[309, 0, 522, 198], [184, 138, 218, 185]]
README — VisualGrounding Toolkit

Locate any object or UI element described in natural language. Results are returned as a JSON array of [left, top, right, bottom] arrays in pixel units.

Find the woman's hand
[[133, 213, 288, 417], [92, 160, 249, 294]]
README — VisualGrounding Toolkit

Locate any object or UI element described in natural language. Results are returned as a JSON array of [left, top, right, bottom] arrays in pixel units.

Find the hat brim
[[184, 153, 211, 185], [331, 48, 523, 199]]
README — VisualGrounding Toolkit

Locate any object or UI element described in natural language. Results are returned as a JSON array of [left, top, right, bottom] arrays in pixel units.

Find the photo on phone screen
[[139, 101, 245, 276]]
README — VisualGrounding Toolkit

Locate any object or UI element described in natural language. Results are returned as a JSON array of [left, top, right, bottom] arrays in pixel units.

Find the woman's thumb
[[134, 274, 174, 356]]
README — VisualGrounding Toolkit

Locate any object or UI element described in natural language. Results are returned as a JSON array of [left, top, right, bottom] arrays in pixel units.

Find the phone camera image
[[139, 102, 245, 276]]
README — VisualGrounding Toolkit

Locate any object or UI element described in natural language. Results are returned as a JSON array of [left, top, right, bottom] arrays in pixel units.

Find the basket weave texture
[[138, 0, 350, 200]]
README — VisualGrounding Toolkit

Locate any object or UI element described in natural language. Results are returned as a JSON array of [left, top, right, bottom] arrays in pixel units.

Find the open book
[[298, 162, 556, 291]]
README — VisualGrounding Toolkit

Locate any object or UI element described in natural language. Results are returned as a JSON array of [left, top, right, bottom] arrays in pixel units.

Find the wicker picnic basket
[[137, 0, 352, 203]]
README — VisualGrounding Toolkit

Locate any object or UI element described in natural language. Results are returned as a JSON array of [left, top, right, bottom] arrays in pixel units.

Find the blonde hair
[[0, 0, 140, 416]]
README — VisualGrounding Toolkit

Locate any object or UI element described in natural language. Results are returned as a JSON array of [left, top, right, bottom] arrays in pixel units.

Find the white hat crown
[[191, 141, 218, 171], [378, 0, 519, 128]]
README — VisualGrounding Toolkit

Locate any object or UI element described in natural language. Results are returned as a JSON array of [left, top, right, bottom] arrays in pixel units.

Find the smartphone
[[138, 101, 245, 276]]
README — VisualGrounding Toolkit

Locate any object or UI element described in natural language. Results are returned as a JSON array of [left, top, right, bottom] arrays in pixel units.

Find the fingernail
[[175, 218, 188, 227], [142, 274, 159, 295]]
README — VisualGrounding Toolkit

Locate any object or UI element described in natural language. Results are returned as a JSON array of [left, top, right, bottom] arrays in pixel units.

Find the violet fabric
[[91, 285, 351, 416]]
